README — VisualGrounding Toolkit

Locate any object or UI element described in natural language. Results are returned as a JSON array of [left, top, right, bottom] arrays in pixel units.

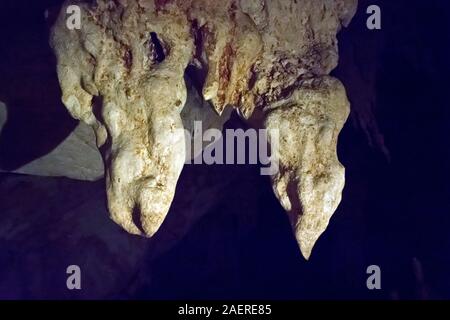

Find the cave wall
[[0, 0, 449, 299]]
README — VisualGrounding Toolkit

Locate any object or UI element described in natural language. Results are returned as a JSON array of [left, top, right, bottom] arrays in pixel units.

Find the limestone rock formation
[[51, 0, 357, 259], [0, 79, 229, 181], [264, 77, 349, 258], [0, 174, 150, 299]]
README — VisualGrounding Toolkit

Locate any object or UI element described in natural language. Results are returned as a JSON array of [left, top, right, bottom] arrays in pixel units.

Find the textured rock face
[[51, 0, 357, 259]]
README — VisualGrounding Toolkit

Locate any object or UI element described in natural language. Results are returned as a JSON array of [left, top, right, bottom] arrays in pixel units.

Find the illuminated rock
[[51, 0, 357, 259]]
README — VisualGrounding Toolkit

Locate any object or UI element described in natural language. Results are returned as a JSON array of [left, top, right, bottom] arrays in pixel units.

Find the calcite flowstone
[[51, 0, 357, 259]]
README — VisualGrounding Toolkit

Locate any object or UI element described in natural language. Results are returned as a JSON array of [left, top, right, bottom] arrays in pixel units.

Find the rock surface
[[265, 77, 350, 258], [5, 122, 104, 181], [51, 0, 357, 259]]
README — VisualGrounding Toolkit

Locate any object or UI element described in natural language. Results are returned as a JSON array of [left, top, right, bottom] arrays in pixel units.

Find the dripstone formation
[[51, 0, 357, 259]]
